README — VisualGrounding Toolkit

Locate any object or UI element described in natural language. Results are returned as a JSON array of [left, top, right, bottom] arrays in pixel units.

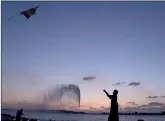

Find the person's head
[[113, 90, 118, 95]]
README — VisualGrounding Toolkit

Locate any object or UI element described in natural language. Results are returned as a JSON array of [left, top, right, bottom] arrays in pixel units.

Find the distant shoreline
[[2, 109, 165, 116]]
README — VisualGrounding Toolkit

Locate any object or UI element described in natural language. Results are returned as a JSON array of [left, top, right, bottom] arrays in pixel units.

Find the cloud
[[146, 96, 159, 99], [67, 105, 79, 109], [146, 96, 165, 99], [138, 102, 164, 111], [123, 106, 139, 111], [127, 102, 138, 106], [17, 101, 28, 105], [122, 102, 165, 113], [112, 81, 126, 86], [100, 106, 105, 109], [139, 102, 164, 108], [80, 105, 86, 107], [83, 76, 96, 81], [100, 106, 110, 110], [89, 106, 97, 110], [80, 105, 90, 108], [148, 102, 164, 107], [128, 82, 140, 86]]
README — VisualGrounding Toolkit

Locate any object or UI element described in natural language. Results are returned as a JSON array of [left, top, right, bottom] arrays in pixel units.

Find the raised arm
[[103, 90, 113, 99]]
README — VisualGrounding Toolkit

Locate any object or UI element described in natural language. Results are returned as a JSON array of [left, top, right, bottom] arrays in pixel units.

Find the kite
[[44, 84, 81, 108], [8, 6, 40, 20]]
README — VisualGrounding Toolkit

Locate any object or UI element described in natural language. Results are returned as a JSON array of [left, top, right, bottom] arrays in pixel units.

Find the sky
[[2, 1, 165, 113]]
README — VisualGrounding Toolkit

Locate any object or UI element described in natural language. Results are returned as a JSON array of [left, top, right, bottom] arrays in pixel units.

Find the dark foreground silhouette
[[103, 89, 119, 121], [16, 109, 24, 121]]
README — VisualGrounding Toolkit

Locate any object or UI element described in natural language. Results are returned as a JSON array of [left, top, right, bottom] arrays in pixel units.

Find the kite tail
[[8, 13, 21, 20]]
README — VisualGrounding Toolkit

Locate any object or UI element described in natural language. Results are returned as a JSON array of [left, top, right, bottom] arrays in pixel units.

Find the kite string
[[8, 12, 21, 20]]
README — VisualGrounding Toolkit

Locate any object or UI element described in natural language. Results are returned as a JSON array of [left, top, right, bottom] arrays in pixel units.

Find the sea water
[[2, 109, 165, 121]]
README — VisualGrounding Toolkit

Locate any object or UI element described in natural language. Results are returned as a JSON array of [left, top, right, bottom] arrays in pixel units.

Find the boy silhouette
[[103, 89, 119, 121]]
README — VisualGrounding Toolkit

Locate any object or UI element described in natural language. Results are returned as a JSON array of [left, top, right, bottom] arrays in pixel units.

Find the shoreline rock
[[1, 113, 38, 121]]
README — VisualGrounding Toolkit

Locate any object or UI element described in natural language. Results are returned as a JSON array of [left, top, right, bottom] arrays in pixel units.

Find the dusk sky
[[2, 1, 165, 112]]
